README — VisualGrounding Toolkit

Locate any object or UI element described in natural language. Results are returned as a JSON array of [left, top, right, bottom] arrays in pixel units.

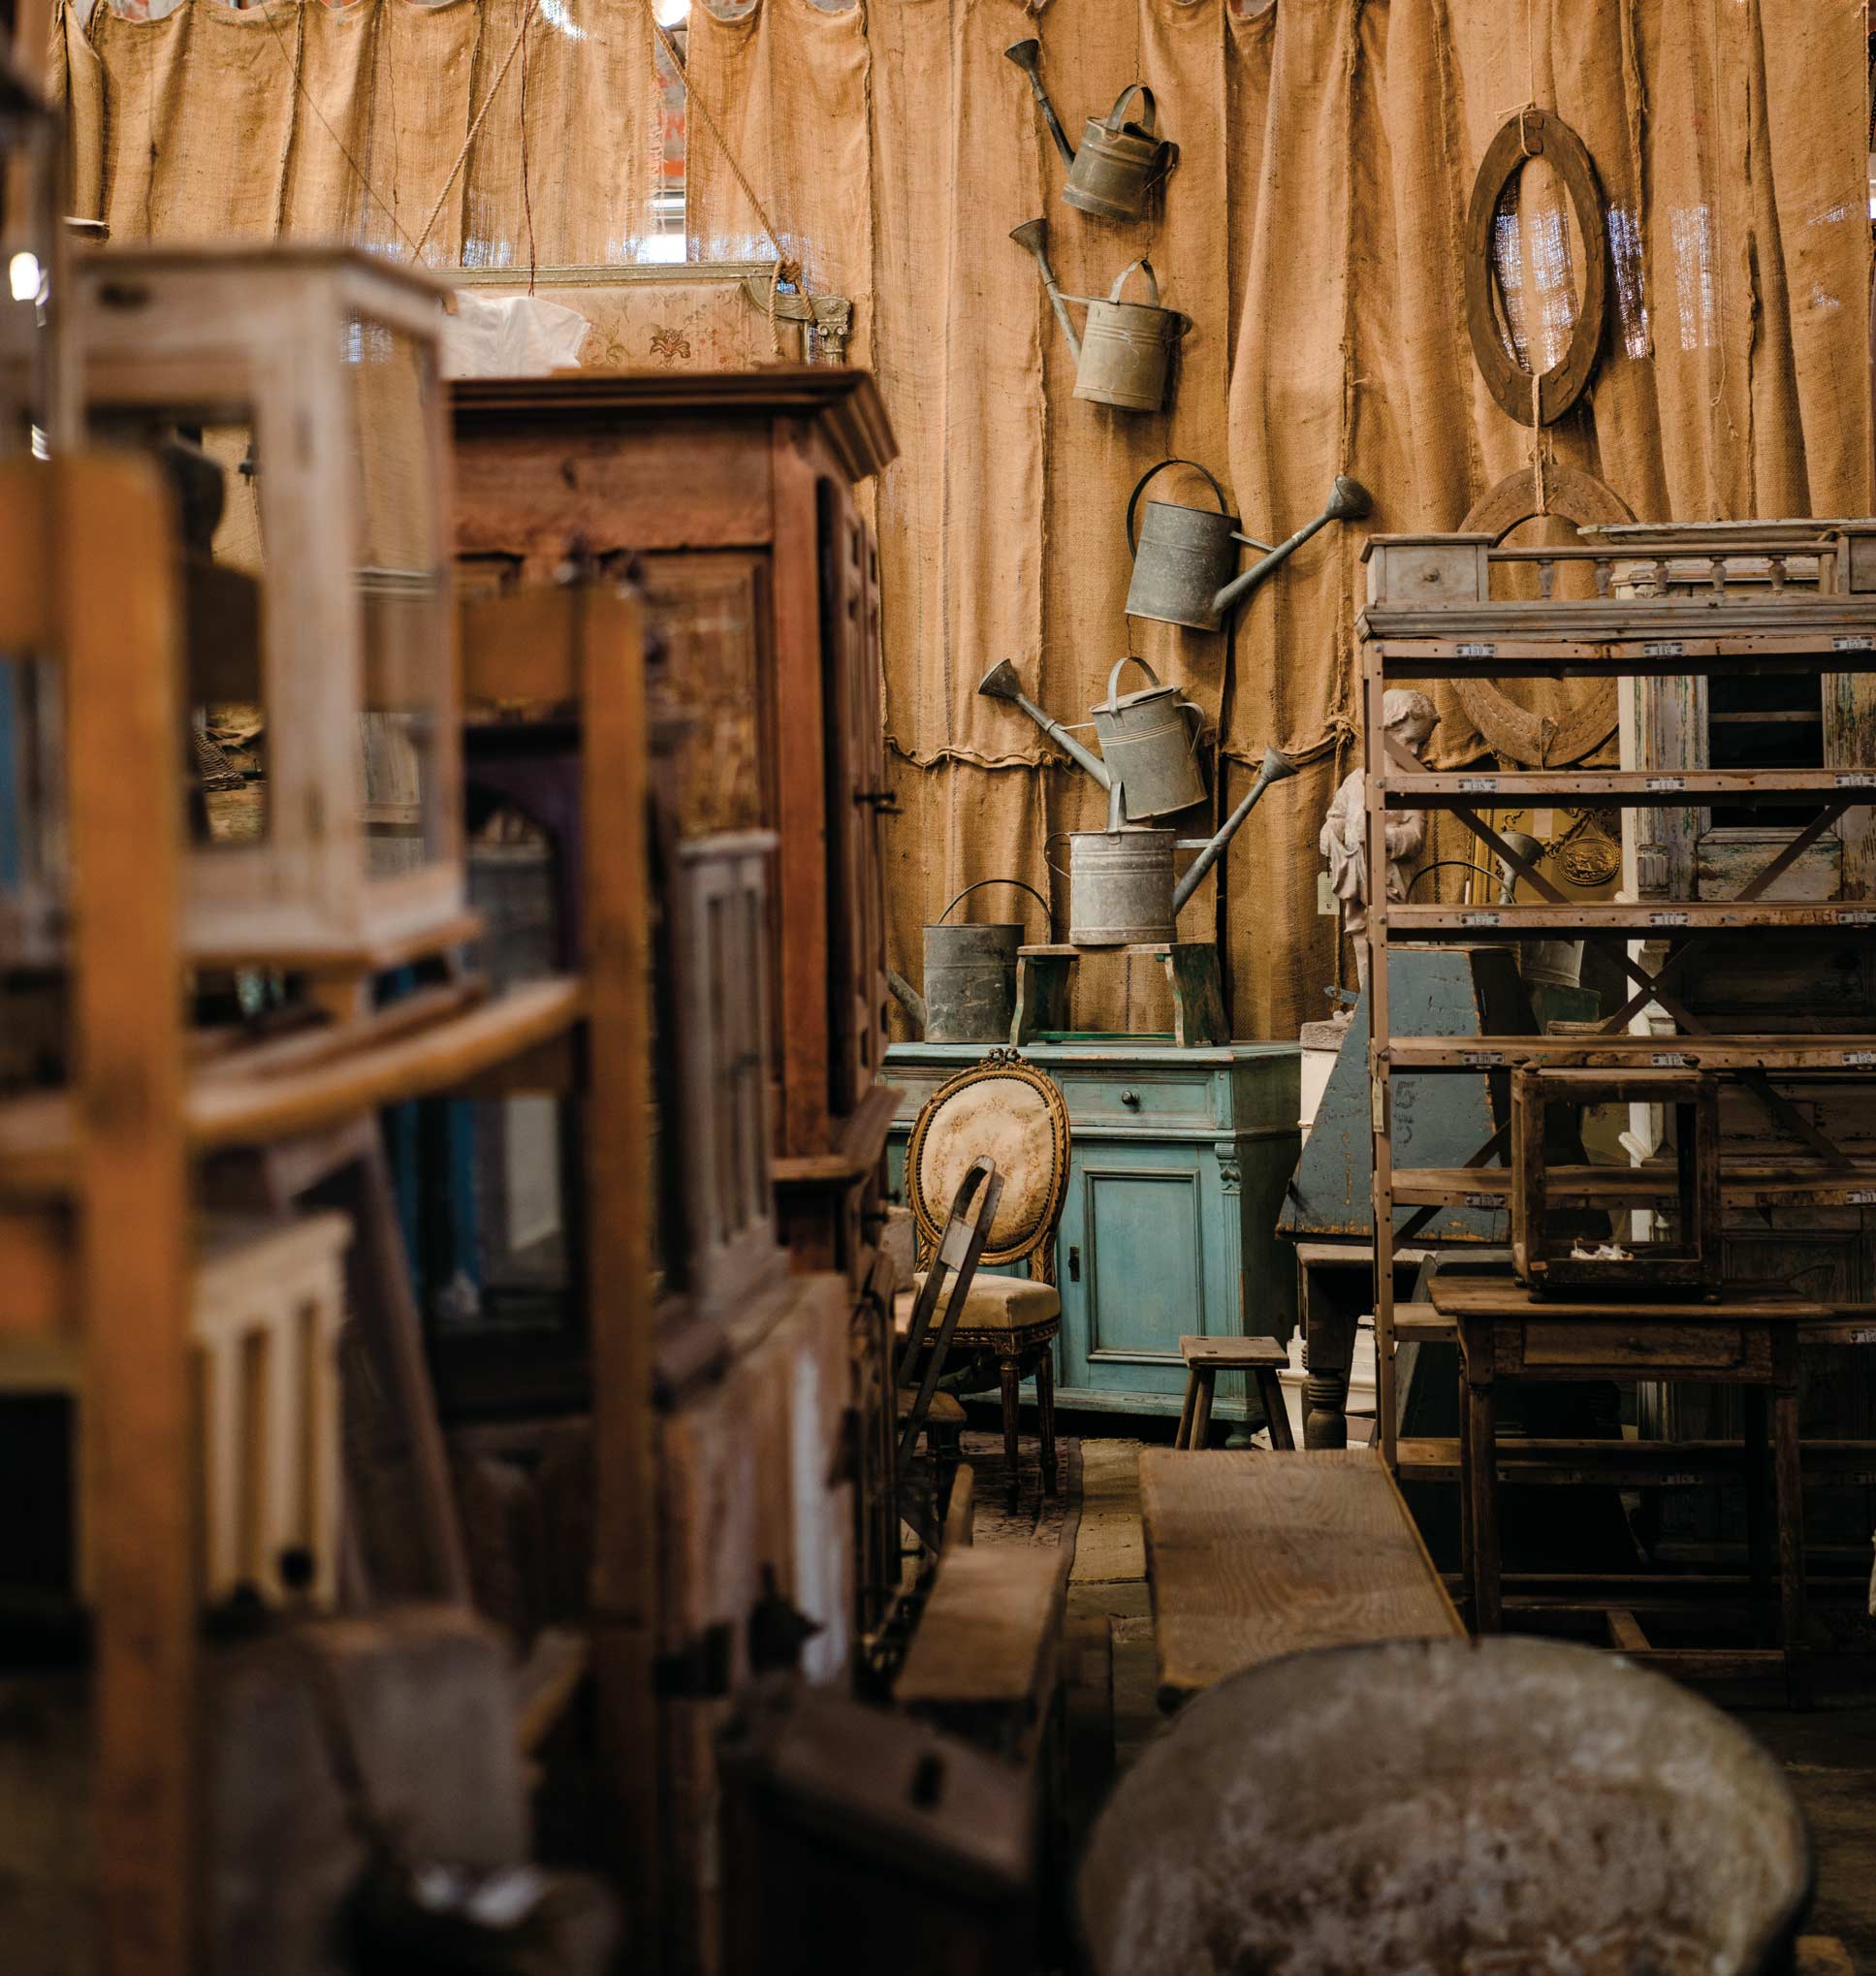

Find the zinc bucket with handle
[[886, 878, 1051, 1042]]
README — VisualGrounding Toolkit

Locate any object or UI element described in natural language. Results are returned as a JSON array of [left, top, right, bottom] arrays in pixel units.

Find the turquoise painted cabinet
[[884, 1040, 1301, 1420]]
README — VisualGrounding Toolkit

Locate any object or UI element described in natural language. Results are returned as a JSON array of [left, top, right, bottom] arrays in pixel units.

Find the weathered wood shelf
[[1391, 1162, 1876, 1210], [1389, 901, 1876, 934], [1397, 1436, 1876, 1486], [1366, 629, 1876, 672], [1384, 769, 1876, 807], [1386, 1034, 1876, 1070], [0, 977, 586, 1200]]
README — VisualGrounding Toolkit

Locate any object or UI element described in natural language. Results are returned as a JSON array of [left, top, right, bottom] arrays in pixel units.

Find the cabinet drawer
[[1048, 1068, 1223, 1131], [1502, 1318, 1767, 1376]]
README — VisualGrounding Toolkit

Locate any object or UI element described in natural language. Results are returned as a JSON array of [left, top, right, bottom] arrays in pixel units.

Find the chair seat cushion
[[896, 1388, 967, 1426], [895, 1273, 1062, 1336]]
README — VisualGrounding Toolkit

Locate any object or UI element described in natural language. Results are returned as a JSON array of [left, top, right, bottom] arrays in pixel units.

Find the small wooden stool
[[1174, 1335, 1294, 1450]]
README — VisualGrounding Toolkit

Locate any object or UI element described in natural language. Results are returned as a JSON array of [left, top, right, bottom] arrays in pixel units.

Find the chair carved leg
[[1000, 1355, 1023, 1514], [1035, 1342, 1059, 1497]]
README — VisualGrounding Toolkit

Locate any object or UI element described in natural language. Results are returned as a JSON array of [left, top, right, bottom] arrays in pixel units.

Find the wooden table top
[[1138, 1450, 1463, 1706], [1429, 1276, 1827, 1322]]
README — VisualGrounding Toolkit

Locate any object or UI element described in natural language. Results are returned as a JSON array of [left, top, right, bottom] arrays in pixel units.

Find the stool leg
[[1742, 1386, 1774, 1645], [1771, 1354, 1811, 1708], [1256, 1368, 1295, 1451], [1035, 1345, 1059, 1497], [1189, 1368, 1216, 1450], [1466, 1372, 1501, 1635], [1174, 1370, 1199, 1450], [1000, 1355, 1023, 1515], [934, 1421, 962, 1524]]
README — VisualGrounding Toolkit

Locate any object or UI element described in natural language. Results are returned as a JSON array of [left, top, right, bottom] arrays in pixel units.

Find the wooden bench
[[1139, 1448, 1463, 1711], [896, 1544, 1068, 1762]]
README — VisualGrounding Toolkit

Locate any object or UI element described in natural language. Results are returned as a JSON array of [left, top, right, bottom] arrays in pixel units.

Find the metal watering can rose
[[1124, 459, 1376, 632], [1006, 40, 1178, 222], [1010, 222, 1190, 414], [887, 878, 1051, 1042], [977, 654, 1206, 822]]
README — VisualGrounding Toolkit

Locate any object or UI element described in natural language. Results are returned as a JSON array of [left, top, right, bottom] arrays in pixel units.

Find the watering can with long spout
[[1010, 220, 1189, 413], [1124, 459, 1375, 632], [978, 654, 1207, 822], [1048, 746, 1301, 945], [1005, 39, 1177, 221]]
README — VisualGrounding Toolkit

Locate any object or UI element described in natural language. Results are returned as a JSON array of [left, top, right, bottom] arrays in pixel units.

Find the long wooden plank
[[1389, 1034, 1876, 1070], [897, 1545, 1067, 1710], [1431, 1277, 1825, 1321], [1393, 901, 1876, 933], [1386, 769, 1876, 807], [64, 457, 198, 1975], [1139, 1449, 1462, 1707], [1394, 1163, 1876, 1209]]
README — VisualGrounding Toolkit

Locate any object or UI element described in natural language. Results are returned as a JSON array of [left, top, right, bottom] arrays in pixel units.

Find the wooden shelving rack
[[1361, 526, 1876, 1473], [0, 460, 656, 1976]]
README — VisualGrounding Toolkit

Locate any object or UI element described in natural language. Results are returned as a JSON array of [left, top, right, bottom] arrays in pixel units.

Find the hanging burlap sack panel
[[685, 0, 872, 354], [450, 0, 658, 269]]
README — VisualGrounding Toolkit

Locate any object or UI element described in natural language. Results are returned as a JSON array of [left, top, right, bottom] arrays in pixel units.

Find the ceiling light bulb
[[9, 252, 42, 303]]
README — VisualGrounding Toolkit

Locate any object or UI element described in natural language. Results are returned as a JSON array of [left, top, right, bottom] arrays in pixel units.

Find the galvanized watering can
[[1010, 221, 1189, 414], [1125, 460, 1375, 631], [887, 878, 1051, 1042], [1052, 745, 1298, 945], [978, 654, 1206, 822], [1006, 40, 1177, 222]]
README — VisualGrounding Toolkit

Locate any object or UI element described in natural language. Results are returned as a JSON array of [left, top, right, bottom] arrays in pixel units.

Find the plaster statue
[[1320, 688, 1439, 993]]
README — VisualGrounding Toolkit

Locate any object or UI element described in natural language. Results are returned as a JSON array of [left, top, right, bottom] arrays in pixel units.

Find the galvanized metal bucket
[[1124, 458, 1244, 630], [913, 878, 1050, 1041], [1051, 828, 1177, 946], [1068, 260, 1188, 412], [1066, 83, 1178, 222], [1091, 655, 1206, 819]]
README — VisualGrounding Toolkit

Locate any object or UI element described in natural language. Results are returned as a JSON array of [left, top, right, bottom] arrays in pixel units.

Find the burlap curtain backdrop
[[61, 0, 1872, 1038], [691, 0, 1870, 1038], [54, 0, 656, 266]]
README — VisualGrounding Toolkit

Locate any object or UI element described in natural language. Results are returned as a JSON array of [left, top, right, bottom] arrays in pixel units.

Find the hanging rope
[[637, 0, 811, 315]]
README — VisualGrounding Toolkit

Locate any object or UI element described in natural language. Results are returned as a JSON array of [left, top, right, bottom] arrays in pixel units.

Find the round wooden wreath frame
[[1450, 465, 1635, 765], [1464, 107, 1608, 429]]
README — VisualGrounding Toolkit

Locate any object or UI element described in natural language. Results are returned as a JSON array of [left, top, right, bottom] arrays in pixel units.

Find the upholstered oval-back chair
[[899, 1049, 1070, 1511]]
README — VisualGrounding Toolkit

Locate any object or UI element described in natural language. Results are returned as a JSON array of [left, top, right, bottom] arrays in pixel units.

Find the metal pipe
[[1009, 219, 1082, 364], [1210, 475, 1374, 622], [1170, 745, 1297, 913], [978, 657, 1110, 789], [1004, 40, 1077, 173]]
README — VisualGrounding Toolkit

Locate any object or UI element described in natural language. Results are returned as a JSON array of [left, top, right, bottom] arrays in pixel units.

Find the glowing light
[[653, 0, 689, 22], [8, 253, 42, 303]]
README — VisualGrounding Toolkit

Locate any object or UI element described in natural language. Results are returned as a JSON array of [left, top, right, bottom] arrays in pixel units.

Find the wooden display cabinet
[[451, 370, 901, 1282], [66, 246, 466, 980]]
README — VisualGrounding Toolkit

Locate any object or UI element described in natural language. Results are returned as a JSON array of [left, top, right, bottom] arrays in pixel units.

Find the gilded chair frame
[[902, 1048, 1070, 1285]]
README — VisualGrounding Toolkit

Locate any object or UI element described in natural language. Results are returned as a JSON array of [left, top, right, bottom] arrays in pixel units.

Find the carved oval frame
[[1451, 465, 1635, 765], [1464, 108, 1608, 428]]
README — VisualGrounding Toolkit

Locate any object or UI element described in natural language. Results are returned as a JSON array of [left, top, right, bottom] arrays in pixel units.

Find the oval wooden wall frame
[[1451, 465, 1635, 765], [1464, 108, 1608, 429]]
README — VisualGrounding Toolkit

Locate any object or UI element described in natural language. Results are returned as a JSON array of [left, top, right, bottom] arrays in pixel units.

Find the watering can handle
[[1102, 653, 1161, 706], [1042, 832, 1073, 881], [1125, 458, 1230, 558], [1107, 258, 1161, 308], [938, 876, 1052, 925], [1104, 81, 1157, 135]]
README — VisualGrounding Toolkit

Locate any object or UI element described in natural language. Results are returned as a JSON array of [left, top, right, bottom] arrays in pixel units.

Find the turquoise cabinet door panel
[[1061, 1150, 1205, 1397]]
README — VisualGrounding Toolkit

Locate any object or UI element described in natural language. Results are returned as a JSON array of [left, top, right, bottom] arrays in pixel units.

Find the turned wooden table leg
[[1000, 1355, 1024, 1514], [1302, 1262, 1358, 1451]]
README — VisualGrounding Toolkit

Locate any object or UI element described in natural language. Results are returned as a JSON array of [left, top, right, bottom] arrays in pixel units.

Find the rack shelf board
[[1363, 624, 1876, 668], [1395, 1437, 1876, 1488], [1384, 1035, 1876, 1071], [1383, 769, 1876, 808], [0, 977, 586, 1198], [1384, 901, 1876, 935], [1391, 1163, 1876, 1210]]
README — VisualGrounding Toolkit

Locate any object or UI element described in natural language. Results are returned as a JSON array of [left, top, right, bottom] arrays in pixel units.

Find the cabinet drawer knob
[[1120, 1088, 1141, 1108]]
